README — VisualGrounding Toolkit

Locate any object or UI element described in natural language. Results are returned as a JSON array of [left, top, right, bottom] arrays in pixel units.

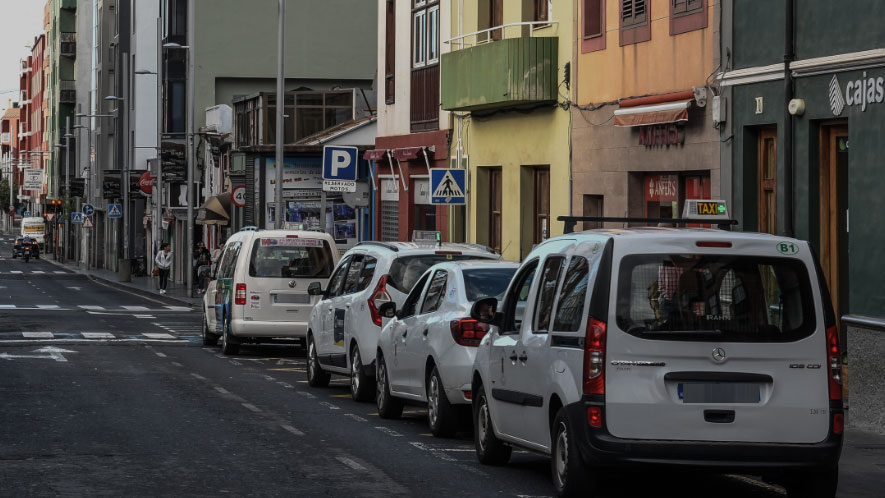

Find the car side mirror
[[471, 297, 502, 326], [379, 301, 398, 319], [307, 282, 324, 296]]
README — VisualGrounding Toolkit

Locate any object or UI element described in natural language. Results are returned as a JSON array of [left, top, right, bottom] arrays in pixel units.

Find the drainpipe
[[783, 0, 795, 237]]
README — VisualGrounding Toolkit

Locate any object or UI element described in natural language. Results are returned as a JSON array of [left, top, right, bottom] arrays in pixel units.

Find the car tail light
[[583, 318, 606, 395], [450, 319, 488, 347], [587, 406, 603, 428], [696, 241, 733, 248], [826, 325, 842, 401], [235, 283, 247, 305], [368, 275, 392, 326], [833, 413, 844, 434], [463, 390, 472, 400]]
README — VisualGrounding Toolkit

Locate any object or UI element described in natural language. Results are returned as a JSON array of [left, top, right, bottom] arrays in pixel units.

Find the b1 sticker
[[777, 241, 800, 255]]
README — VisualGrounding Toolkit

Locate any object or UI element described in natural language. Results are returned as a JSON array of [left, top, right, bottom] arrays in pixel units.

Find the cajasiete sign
[[829, 71, 885, 116]]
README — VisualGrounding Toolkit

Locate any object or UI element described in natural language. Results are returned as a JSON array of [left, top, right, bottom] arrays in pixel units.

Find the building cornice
[[719, 63, 785, 87], [720, 48, 885, 86]]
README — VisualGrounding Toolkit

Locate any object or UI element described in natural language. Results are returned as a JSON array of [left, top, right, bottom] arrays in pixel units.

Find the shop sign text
[[638, 124, 685, 148], [830, 72, 885, 116]]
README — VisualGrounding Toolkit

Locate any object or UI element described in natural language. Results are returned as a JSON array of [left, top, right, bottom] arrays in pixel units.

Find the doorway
[[533, 167, 550, 244], [820, 123, 849, 328], [757, 127, 778, 234]]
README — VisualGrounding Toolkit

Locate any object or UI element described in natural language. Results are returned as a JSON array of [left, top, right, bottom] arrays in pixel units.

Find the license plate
[[272, 293, 310, 304], [678, 382, 760, 404]]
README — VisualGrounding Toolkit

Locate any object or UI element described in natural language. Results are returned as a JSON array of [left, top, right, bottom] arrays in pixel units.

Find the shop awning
[[196, 192, 231, 226], [613, 100, 691, 127], [363, 149, 387, 161], [392, 147, 424, 161]]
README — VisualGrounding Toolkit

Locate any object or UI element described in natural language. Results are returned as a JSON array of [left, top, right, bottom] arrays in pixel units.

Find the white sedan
[[375, 260, 518, 437]]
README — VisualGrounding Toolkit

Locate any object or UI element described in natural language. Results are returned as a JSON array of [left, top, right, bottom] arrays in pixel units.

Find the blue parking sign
[[430, 169, 466, 205], [322, 146, 358, 181]]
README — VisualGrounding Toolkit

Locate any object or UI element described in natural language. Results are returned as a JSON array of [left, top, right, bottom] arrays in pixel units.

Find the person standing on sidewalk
[[155, 243, 173, 294]]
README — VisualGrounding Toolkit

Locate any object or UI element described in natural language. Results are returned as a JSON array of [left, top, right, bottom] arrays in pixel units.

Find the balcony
[[60, 32, 77, 57], [441, 23, 558, 113], [59, 80, 76, 104], [1, 133, 9, 144], [59, 0, 77, 10]]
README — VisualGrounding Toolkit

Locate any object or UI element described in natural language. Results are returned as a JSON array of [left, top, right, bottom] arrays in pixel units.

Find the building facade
[[371, 0, 452, 244], [441, 0, 572, 260], [719, 0, 885, 434], [571, 0, 720, 231]]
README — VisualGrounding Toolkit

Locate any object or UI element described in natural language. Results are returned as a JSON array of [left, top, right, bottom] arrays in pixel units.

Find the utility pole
[[155, 16, 163, 267], [122, 54, 130, 263], [186, 0, 195, 296], [274, 0, 286, 229]]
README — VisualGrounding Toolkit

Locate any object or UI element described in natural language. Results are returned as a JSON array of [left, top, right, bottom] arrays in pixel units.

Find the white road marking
[[143, 333, 175, 339], [0, 305, 15, 308], [241, 403, 261, 413], [154, 352, 167, 358], [215, 387, 230, 395], [81, 332, 115, 339], [281, 424, 304, 436], [344, 413, 367, 422], [409, 442, 457, 461], [295, 391, 316, 399], [374, 426, 403, 437], [0, 346, 76, 363], [229, 360, 242, 366], [32, 271, 45, 274], [163, 306, 192, 312], [10, 271, 22, 274], [22, 332, 54, 338], [121, 306, 150, 311], [0, 338, 189, 344], [134, 315, 156, 319], [190, 373, 207, 380], [54, 271, 68, 274], [319, 401, 340, 410], [36, 305, 60, 309], [78, 305, 104, 310], [263, 375, 277, 381], [276, 381, 294, 389], [336, 456, 367, 472], [66, 287, 82, 291]]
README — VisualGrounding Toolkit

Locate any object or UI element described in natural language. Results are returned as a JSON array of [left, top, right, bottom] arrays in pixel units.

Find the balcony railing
[[60, 32, 77, 57], [1, 133, 9, 144], [441, 23, 559, 113], [59, 80, 76, 103]]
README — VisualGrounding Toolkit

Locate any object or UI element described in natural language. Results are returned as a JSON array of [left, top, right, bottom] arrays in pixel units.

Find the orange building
[[571, 0, 720, 225]]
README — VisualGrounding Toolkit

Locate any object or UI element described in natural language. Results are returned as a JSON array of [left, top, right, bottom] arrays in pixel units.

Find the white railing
[[0, 133, 9, 144], [445, 21, 558, 50]]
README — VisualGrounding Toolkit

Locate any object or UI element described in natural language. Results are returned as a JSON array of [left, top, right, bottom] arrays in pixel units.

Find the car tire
[[201, 317, 218, 346], [427, 366, 457, 437], [473, 385, 511, 465], [220, 318, 239, 355], [350, 344, 376, 402], [551, 408, 595, 498], [376, 353, 403, 419], [306, 335, 330, 388], [783, 467, 838, 498]]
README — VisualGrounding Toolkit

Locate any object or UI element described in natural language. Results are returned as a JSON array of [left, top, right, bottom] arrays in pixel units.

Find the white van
[[207, 228, 339, 355], [20, 217, 46, 249]]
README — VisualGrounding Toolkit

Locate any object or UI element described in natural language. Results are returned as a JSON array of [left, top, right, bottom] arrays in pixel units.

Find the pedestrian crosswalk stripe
[[36, 304, 60, 309], [32, 271, 45, 274], [164, 306, 192, 312], [54, 271, 68, 274], [78, 305, 104, 310], [143, 333, 176, 339], [121, 306, 150, 311], [0, 305, 14, 308], [10, 271, 22, 274], [81, 332, 116, 339], [22, 332, 54, 338]]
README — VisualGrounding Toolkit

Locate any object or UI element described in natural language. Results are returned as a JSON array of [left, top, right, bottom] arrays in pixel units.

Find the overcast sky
[[0, 0, 47, 112]]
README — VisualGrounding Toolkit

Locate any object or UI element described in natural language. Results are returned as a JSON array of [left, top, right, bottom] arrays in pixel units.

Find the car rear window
[[616, 254, 816, 342], [248, 238, 334, 278], [388, 254, 495, 292], [463, 268, 517, 302]]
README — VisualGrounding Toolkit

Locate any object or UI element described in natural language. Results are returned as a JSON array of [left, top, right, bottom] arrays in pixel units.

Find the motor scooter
[[22, 244, 30, 263]]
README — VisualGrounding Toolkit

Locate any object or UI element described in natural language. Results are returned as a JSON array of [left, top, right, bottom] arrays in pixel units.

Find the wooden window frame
[[533, 167, 551, 244], [620, 0, 651, 46], [581, 0, 606, 54], [410, 0, 440, 132], [534, 0, 552, 24], [670, 0, 707, 36], [489, 167, 502, 254]]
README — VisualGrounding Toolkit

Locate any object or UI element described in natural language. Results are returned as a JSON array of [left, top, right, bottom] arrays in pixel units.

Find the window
[[413, 10, 427, 67], [758, 128, 777, 235], [534, 256, 566, 333], [533, 167, 550, 244], [385, 0, 396, 104], [583, 0, 603, 39], [620, 0, 651, 46], [325, 255, 353, 298], [488, 0, 504, 41], [503, 261, 538, 334], [534, 0, 552, 22], [248, 239, 334, 279], [463, 268, 518, 301], [220, 242, 242, 279], [342, 255, 365, 295], [616, 254, 816, 343], [387, 254, 495, 293], [412, 1, 439, 68], [582, 195, 604, 230], [356, 256, 378, 292], [401, 272, 431, 318], [553, 256, 590, 332], [670, 0, 707, 35], [421, 270, 448, 314]]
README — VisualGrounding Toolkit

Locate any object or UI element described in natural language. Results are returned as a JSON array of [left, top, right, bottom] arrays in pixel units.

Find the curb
[[42, 257, 199, 308]]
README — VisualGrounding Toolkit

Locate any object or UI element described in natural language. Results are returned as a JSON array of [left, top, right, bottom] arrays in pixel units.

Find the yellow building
[[441, 0, 572, 260]]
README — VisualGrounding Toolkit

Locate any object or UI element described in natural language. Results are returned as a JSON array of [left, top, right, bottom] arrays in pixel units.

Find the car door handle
[[509, 351, 518, 362]]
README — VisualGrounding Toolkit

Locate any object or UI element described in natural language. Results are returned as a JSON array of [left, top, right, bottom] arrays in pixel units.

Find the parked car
[[469, 229, 843, 498], [202, 277, 218, 346], [306, 241, 500, 401], [11, 237, 24, 258], [375, 260, 518, 436], [209, 228, 339, 355]]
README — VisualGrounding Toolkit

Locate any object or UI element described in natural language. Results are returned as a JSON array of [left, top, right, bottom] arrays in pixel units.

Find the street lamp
[[105, 95, 131, 269]]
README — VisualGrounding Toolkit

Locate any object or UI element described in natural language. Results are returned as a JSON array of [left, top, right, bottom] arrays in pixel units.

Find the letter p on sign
[[323, 146, 358, 182]]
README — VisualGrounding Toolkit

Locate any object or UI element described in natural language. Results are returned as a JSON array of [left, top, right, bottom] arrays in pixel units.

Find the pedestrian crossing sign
[[71, 212, 83, 224], [108, 203, 122, 219], [430, 168, 466, 205]]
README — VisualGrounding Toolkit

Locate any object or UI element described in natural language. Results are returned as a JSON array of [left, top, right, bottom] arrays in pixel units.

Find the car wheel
[[306, 335, 330, 388], [376, 353, 403, 419], [473, 385, 511, 465], [427, 366, 457, 437], [220, 318, 239, 355], [783, 467, 838, 498], [551, 408, 595, 497], [350, 344, 375, 402], [201, 317, 218, 346]]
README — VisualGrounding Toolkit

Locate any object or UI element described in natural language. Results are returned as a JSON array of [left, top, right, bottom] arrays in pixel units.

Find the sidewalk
[[44, 256, 202, 308], [839, 427, 885, 496]]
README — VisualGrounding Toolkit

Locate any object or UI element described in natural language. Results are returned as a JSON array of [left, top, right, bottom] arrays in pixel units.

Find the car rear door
[[605, 239, 831, 444], [315, 255, 353, 360], [388, 272, 431, 394]]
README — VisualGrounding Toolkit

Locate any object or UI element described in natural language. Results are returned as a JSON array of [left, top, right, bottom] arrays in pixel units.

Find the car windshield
[[387, 254, 496, 293], [248, 238, 333, 278], [616, 254, 816, 342], [463, 268, 517, 302]]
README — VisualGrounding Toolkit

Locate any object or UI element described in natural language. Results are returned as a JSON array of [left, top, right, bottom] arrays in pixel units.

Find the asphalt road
[[0, 238, 808, 497]]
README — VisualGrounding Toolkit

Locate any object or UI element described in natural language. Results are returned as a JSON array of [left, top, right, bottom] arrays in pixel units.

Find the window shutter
[[634, 0, 647, 23], [686, 0, 703, 12], [583, 0, 603, 39], [673, 0, 687, 15], [621, 0, 633, 21]]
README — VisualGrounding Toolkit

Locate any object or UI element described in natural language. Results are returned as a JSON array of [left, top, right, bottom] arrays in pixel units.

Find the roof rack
[[557, 216, 739, 234], [356, 241, 400, 252]]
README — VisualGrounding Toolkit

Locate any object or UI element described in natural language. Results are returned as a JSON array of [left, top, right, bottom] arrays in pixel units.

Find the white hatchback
[[470, 229, 843, 498], [374, 260, 518, 436]]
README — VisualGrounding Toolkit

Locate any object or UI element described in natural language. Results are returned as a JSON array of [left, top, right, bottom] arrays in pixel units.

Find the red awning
[[392, 146, 424, 161], [363, 149, 387, 161], [613, 100, 691, 127]]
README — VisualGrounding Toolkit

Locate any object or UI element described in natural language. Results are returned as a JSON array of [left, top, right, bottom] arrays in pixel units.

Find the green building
[[46, 0, 77, 200], [719, 0, 885, 433]]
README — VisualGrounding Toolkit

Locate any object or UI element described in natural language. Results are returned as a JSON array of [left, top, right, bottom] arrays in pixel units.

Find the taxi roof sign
[[412, 230, 441, 246], [682, 199, 729, 220]]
